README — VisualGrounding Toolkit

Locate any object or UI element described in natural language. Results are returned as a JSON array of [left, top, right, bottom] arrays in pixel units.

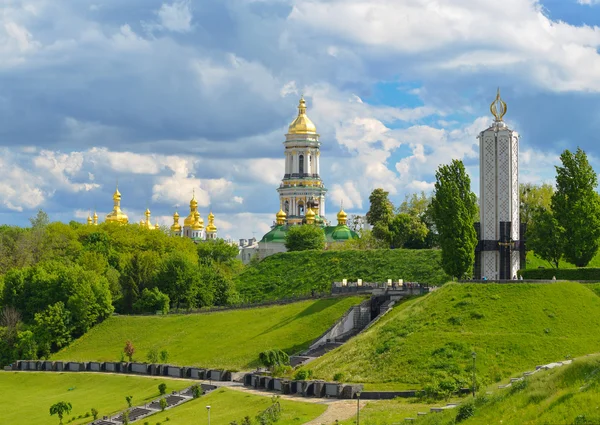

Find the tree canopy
[[284, 225, 326, 252], [430, 160, 478, 279]]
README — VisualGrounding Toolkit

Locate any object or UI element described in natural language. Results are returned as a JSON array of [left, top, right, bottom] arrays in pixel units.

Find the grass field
[[307, 282, 600, 389], [236, 249, 450, 302], [146, 387, 326, 425], [416, 355, 600, 424], [0, 372, 189, 425], [54, 297, 364, 369]]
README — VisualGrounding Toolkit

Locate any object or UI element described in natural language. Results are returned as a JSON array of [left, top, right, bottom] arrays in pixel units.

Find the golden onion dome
[[190, 190, 198, 208], [288, 96, 317, 135], [105, 184, 129, 224], [145, 208, 151, 218], [206, 211, 217, 233], [305, 207, 316, 224], [86, 214, 92, 225], [208, 211, 215, 220], [275, 208, 287, 226], [171, 211, 182, 232], [194, 211, 204, 226], [93, 211, 98, 225], [337, 207, 348, 225], [155, 221, 160, 230], [173, 211, 180, 219]]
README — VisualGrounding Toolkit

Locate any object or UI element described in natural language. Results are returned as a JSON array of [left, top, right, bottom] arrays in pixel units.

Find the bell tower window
[[299, 155, 304, 175]]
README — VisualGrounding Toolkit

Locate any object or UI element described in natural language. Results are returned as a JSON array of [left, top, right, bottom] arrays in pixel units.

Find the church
[[87, 185, 219, 242], [238, 96, 358, 264]]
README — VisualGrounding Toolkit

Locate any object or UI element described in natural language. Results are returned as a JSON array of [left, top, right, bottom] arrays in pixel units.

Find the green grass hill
[[307, 282, 600, 389], [54, 297, 363, 370], [147, 387, 326, 425], [416, 355, 600, 425], [0, 372, 189, 425], [236, 249, 449, 302]]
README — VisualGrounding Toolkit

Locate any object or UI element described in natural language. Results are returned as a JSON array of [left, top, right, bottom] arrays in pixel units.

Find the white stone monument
[[475, 89, 524, 280]]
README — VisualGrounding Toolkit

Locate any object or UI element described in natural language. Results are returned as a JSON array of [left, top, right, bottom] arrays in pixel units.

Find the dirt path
[[303, 400, 366, 425]]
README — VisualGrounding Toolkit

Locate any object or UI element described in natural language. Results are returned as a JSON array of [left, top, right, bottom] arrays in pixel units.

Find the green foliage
[[133, 288, 170, 314], [293, 369, 313, 381], [122, 409, 130, 425], [284, 225, 325, 252], [332, 372, 344, 382], [124, 340, 135, 362], [258, 349, 290, 369], [455, 402, 475, 422], [431, 159, 478, 279], [191, 384, 203, 399], [159, 397, 168, 412], [158, 383, 167, 395], [159, 350, 169, 363], [255, 396, 281, 425], [91, 408, 98, 420], [54, 297, 361, 369], [519, 268, 600, 280], [34, 302, 73, 356], [49, 401, 72, 425], [387, 213, 428, 249], [309, 282, 600, 388], [125, 395, 133, 407], [197, 239, 240, 266], [236, 249, 449, 302], [552, 148, 600, 267], [520, 182, 553, 229], [366, 188, 394, 228], [146, 348, 159, 363], [526, 209, 565, 268]]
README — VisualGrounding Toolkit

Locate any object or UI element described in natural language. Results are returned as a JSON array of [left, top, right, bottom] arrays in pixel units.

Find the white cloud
[[157, 1, 193, 33], [577, 0, 600, 4]]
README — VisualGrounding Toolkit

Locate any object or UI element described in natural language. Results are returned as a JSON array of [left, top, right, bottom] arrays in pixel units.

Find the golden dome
[[206, 211, 217, 233], [288, 96, 317, 135], [190, 190, 198, 208], [171, 211, 182, 233], [305, 207, 316, 224], [191, 211, 204, 231], [145, 208, 151, 218], [86, 214, 92, 225], [93, 211, 98, 225], [105, 184, 129, 224], [155, 221, 160, 230], [337, 207, 348, 226]]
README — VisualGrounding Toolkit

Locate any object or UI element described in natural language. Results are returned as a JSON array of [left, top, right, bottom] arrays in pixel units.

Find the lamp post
[[471, 352, 477, 398], [206, 405, 211, 425], [356, 391, 361, 425]]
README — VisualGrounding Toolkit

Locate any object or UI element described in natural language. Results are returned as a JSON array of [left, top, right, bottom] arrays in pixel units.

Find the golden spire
[[337, 202, 348, 226], [206, 210, 217, 233], [185, 190, 198, 227], [86, 211, 92, 225], [305, 207, 316, 224], [288, 96, 317, 135], [275, 208, 287, 226], [93, 210, 98, 225], [171, 211, 182, 233], [490, 87, 507, 122], [105, 182, 129, 224]]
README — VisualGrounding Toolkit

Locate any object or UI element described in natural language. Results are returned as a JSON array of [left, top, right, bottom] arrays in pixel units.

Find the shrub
[[448, 316, 462, 325], [159, 398, 167, 411], [159, 350, 169, 363], [158, 383, 167, 395], [124, 341, 135, 362], [294, 369, 313, 380], [133, 288, 170, 315], [333, 372, 345, 382], [123, 410, 130, 425], [146, 348, 159, 364], [258, 349, 290, 370], [191, 384, 203, 399], [91, 408, 98, 420], [125, 395, 133, 408], [519, 268, 600, 280], [455, 402, 475, 422]]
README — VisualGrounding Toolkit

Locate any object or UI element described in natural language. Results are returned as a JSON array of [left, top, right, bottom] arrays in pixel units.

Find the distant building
[[238, 97, 358, 264]]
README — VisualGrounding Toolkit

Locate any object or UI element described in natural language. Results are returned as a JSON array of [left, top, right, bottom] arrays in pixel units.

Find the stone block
[[189, 368, 203, 380], [273, 378, 283, 391], [281, 381, 292, 394], [313, 381, 326, 397], [88, 362, 101, 372], [324, 383, 340, 397], [105, 362, 117, 372], [131, 363, 148, 374], [208, 370, 222, 381], [67, 362, 83, 372], [167, 366, 182, 378], [340, 384, 363, 399], [55, 362, 64, 371]]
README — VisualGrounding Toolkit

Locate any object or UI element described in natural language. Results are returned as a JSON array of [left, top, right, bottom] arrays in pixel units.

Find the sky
[[1, 0, 600, 241]]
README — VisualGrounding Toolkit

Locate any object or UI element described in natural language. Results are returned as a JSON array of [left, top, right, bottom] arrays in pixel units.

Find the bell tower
[[276, 97, 328, 225], [474, 89, 525, 280]]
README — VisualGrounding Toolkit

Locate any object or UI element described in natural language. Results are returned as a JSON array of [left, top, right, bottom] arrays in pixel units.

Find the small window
[[299, 155, 304, 174]]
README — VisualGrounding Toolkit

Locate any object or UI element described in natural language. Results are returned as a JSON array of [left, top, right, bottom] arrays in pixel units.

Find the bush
[[158, 383, 167, 395], [519, 268, 600, 281], [159, 398, 167, 411], [159, 350, 169, 363], [191, 384, 203, 399], [133, 288, 170, 315], [147, 348, 159, 364], [258, 349, 290, 370], [333, 372, 345, 382], [455, 402, 475, 422], [293, 369, 313, 380]]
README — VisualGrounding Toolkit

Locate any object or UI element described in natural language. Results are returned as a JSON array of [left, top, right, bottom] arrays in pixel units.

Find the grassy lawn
[[236, 249, 449, 302], [307, 282, 600, 388], [54, 297, 364, 369], [339, 399, 436, 425], [415, 355, 600, 424], [146, 387, 326, 425], [0, 372, 189, 425]]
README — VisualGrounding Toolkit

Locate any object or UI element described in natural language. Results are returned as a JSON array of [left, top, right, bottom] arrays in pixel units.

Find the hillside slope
[[53, 296, 363, 370], [308, 282, 600, 389], [236, 249, 449, 302], [417, 355, 600, 425]]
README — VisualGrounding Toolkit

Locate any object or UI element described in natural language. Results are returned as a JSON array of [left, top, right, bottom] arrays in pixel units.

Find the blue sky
[[1, 0, 600, 240]]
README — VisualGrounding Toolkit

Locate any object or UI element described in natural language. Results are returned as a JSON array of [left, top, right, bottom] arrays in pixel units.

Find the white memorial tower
[[475, 89, 524, 280]]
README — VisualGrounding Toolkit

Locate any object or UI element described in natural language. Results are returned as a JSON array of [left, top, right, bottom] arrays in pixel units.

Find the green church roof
[[259, 223, 359, 244], [260, 225, 288, 243]]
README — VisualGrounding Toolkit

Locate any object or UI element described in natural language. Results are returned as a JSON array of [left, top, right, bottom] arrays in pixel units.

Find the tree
[[49, 401, 72, 425], [158, 383, 167, 395], [197, 239, 239, 265], [258, 349, 290, 370], [91, 408, 99, 420], [160, 349, 169, 363], [388, 213, 428, 249], [552, 148, 600, 267], [366, 188, 394, 227], [520, 183, 553, 229], [0, 306, 21, 345], [147, 348, 159, 363], [125, 395, 133, 407], [284, 225, 325, 252], [34, 302, 73, 356], [526, 209, 565, 268], [30, 209, 50, 229], [347, 215, 366, 233], [191, 384, 203, 399], [124, 340, 135, 362], [430, 160, 478, 279], [159, 397, 168, 411], [133, 288, 170, 314]]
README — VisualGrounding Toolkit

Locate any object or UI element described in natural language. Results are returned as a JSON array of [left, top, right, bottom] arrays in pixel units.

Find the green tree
[[125, 395, 133, 407], [155, 252, 205, 310], [147, 348, 159, 364], [133, 288, 170, 314], [91, 408, 99, 420], [284, 225, 325, 252], [388, 213, 428, 249], [520, 183, 553, 229], [552, 148, 600, 267], [526, 209, 565, 268], [34, 302, 73, 356], [159, 397, 168, 411], [366, 188, 394, 227], [160, 349, 169, 363], [197, 239, 239, 265], [258, 349, 290, 371], [49, 401, 72, 425], [159, 383, 167, 395], [430, 160, 478, 279]]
